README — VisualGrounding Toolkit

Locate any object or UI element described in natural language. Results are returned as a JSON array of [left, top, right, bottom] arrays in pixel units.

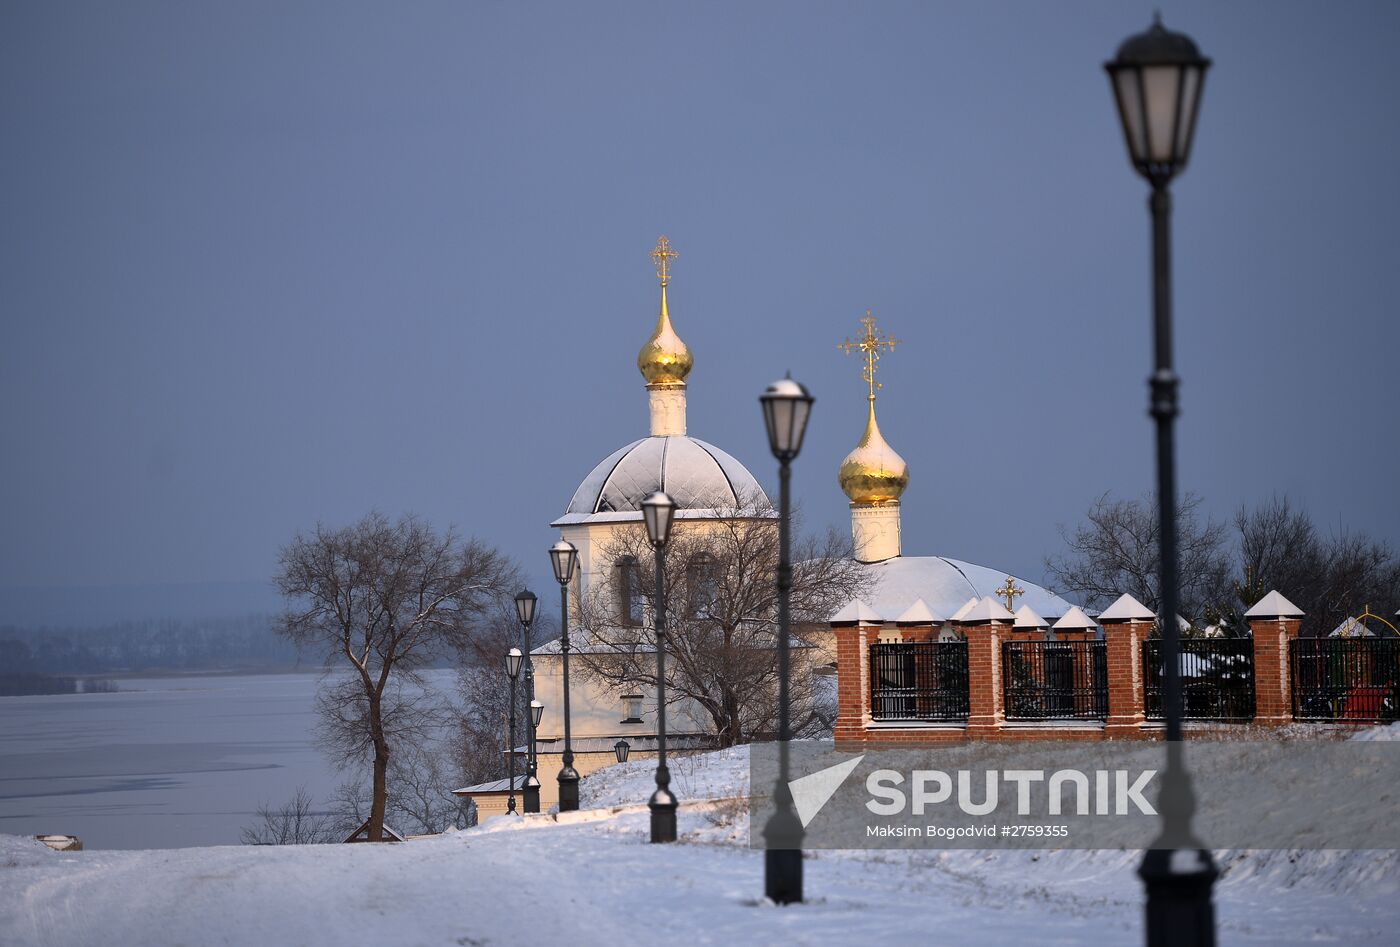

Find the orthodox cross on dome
[[839, 310, 901, 403], [650, 235, 679, 287], [996, 576, 1025, 612]]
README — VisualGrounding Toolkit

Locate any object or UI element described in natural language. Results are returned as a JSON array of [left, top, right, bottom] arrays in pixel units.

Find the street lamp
[[549, 540, 581, 812], [505, 647, 523, 815], [758, 375, 814, 904], [1105, 15, 1217, 947], [614, 739, 631, 764], [641, 489, 678, 843], [514, 589, 540, 813]]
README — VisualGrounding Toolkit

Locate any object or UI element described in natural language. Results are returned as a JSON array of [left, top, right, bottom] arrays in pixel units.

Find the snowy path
[[5, 738, 1399, 945], [3, 805, 1396, 947]]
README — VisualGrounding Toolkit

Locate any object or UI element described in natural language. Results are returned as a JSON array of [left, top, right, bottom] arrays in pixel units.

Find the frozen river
[[0, 672, 453, 850]]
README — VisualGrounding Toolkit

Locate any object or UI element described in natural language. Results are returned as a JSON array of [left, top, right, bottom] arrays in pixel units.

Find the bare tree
[[240, 787, 335, 845], [274, 512, 514, 840], [1044, 491, 1232, 624], [386, 740, 474, 834], [325, 779, 371, 840], [445, 602, 547, 800], [1236, 496, 1398, 636], [576, 496, 868, 747]]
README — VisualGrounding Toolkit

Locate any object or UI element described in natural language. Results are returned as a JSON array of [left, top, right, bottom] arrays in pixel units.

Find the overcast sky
[[2, 1, 1397, 621]]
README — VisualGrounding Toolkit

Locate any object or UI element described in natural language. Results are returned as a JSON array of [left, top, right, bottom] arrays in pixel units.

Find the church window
[[687, 553, 719, 617], [615, 556, 643, 627], [621, 695, 643, 723]]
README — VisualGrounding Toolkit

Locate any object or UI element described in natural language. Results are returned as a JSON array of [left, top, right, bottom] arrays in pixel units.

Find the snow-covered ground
[[3, 729, 1398, 946]]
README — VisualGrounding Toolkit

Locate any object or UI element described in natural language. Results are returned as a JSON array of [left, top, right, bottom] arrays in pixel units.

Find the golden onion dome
[[839, 402, 909, 505], [637, 284, 693, 385]]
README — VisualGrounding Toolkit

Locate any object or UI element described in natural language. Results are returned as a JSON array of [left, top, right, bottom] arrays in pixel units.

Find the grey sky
[[2, 1, 1396, 619]]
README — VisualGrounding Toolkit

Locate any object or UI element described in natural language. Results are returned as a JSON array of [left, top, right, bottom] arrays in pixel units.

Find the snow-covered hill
[[3, 732, 1397, 946]]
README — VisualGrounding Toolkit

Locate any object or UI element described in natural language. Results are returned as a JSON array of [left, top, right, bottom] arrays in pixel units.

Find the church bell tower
[[837, 311, 909, 563], [636, 235, 692, 437]]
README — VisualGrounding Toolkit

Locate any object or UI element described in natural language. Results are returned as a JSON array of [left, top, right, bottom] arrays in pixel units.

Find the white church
[[464, 237, 1080, 813]]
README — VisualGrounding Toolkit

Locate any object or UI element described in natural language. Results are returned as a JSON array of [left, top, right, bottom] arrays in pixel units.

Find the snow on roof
[[1098, 593, 1155, 622], [895, 598, 943, 625], [1329, 616, 1375, 638], [843, 557, 1076, 624], [831, 598, 884, 625], [1243, 590, 1304, 619], [961, 597, 1015, 623], [949, 597, 980, 622], [556, 435, 768, 525], [1013, 604, 1048, 629], [452, 776, 528, 795], [1052, 606, 1097, 630], [343, 820, 407, 843]]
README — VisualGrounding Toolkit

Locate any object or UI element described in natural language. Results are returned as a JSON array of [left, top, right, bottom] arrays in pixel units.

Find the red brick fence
[[834, 590, 1398, 750]]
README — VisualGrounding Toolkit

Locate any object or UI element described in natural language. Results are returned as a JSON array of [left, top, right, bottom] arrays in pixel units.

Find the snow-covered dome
[[844, 556, 1076, 624], [554, 435, 768, 525]]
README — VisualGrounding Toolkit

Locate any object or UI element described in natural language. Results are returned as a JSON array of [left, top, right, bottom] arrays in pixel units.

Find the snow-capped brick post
[[1011, 604, 1050, 642], [962, 598, 1014, 738], [1245, 590, 1304, 725], [894, 598, 940, 643], [832, 599, 882, 749], [1049, 605, 1098, 644], [1099, 594, 1154, 737]]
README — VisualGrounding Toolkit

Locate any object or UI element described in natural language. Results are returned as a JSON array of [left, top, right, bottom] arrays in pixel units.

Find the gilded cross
[[839, 310, 900, 402], [996, 577, 1025, 612], [650, 235, 679, 286]]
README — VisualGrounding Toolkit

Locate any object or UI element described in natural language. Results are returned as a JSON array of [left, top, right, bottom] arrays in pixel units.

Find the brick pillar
[[834, 621, 879, 749], [1054, 629, 1092, 643], [964, 619, 1007, 738], [833, 623, 861, 747], [1250, 615, 1303, 725], [1102, 617, 1149, 736]]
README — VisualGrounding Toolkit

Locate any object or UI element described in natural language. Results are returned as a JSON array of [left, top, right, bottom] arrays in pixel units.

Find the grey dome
[[844, 556, 1078, 625], [558, 435, 767, 523]]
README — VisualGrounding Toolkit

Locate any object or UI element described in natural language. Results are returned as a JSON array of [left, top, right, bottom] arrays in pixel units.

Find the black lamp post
[[758, 375, 814, 905], [614, 739, 631, 764], [641, 489, 678, 843], [514, 589, 540, 813], [1105, 15, 1217, 946], [549, 540, 581, 812], [505, 647, 523, 815]]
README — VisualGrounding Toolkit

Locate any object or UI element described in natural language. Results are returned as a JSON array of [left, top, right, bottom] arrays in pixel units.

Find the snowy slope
[[2, 733, 1398, 946]]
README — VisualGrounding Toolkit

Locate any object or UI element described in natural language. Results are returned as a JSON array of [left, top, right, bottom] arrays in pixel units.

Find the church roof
[[838, 557, 1075, 624], [554, 435, 768, 525]]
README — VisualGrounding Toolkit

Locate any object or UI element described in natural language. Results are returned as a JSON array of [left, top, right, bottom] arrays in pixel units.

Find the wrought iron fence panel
[[869, 642, 970, 722], [1002, 640, 1108, 721], [1290, 638, 1400, 723], [1142, 638, 1255, 721]]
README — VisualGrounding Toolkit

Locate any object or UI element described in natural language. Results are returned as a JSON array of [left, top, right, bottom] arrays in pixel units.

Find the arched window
[[614, 556, 643, 627], [687, 553, 719, 618]]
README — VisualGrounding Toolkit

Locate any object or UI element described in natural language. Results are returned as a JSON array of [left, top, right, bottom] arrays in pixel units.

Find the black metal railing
[[1142, 638, 1255, 721], [1291, 638, 1400, 722], [870, 642, 969, 722], [1002, 640, 1108, 721]]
